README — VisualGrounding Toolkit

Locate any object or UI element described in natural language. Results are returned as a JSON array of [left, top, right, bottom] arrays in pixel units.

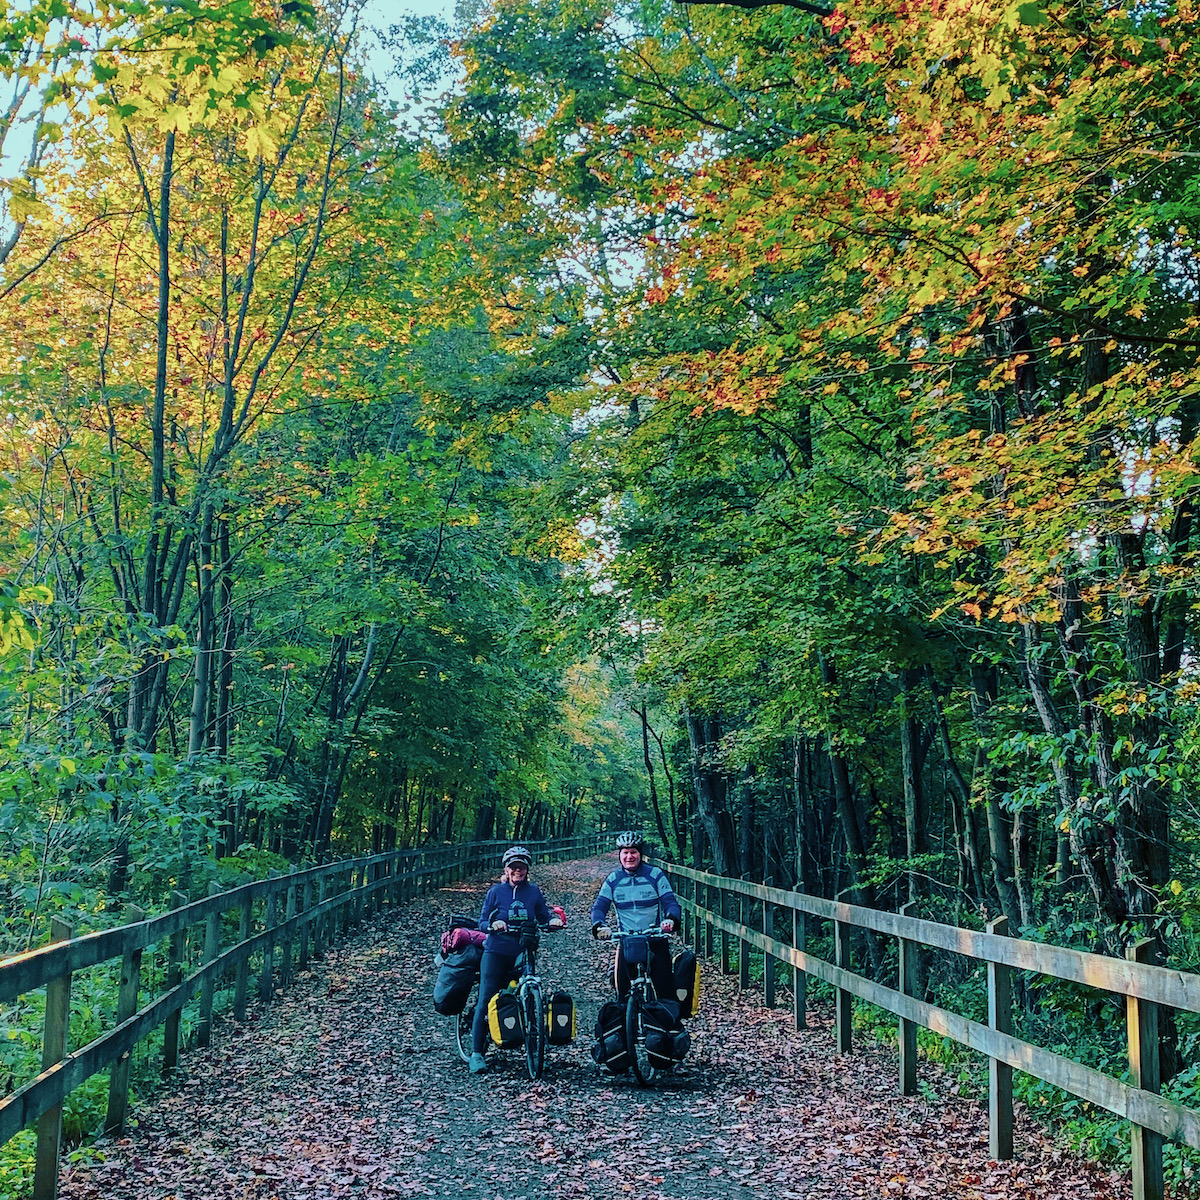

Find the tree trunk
[[685, 709, 738, 873], [739, 765, 756, 880], [900, 668, 929, 904], [639, 705, 673, 855], [971, 663, 1022, 928]]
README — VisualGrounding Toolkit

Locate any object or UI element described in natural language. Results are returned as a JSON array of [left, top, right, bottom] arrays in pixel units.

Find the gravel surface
[[56, 856, 1132, 1200]]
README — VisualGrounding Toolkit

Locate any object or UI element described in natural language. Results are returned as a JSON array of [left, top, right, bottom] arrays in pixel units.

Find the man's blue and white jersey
[[590, 863, 682, 933]]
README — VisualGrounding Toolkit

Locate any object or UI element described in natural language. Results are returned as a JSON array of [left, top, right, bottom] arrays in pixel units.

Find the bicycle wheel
[[523, 984, 546, 1081], [456, 990, 476, 1064], [626, 989, 655, 1086]]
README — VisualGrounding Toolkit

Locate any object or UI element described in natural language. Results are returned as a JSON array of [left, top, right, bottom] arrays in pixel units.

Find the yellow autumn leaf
[[245, 123, 278, 162], [158, 104, 191, 134]]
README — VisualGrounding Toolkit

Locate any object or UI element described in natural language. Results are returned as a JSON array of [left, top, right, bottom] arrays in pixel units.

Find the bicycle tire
[[626, 989, 655, 1086], [523, 984, 546, 1080], [456, 991, 476, 1064]]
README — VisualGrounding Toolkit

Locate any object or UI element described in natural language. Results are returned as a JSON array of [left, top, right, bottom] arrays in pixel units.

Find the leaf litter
[[57, 858, 1133, 1200]]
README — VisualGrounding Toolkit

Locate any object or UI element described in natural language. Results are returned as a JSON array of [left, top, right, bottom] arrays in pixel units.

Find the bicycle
[[454, 977, 478, 1064], [458, 917, 559, 1080], [609, 925, 669, 1086]]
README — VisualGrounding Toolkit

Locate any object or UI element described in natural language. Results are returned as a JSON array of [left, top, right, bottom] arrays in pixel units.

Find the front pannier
[[432, 941, 482, 1016], [642, 998, 690, 1071], [590, 999, 628, 1074], [547, 990, 576, 1045], [488, 989, 525, 1048], [672, 948, 702, 1018]]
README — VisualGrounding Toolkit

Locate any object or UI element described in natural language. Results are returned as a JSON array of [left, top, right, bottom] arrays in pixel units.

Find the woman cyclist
[[468, 845, 561, 1075], [591, 831, 681, 1001]]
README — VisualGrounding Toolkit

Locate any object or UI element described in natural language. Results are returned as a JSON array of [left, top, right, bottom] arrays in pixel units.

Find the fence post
[[338, 864, 350, 936], [260, 876, 278, 1001], [163, 891, 188, 1075], [198, 890, 221, 1048], [704, 881, 714, 959], [313, 876, 327, 960], [32, 917, 72, 1200], [234, 889, 252, 1020], [988, 914, 1014, 1161], [898, 900, 918, 1096], [1127, 937, 1163, 1200], [281, 880, 297, 988], [762, 895, 776, 1008], [299, 877, 312, 971], [721, 886, 731, 975], [739, 887, 751, 990], [792, 899, 806, 1030], [835, 918, 852, 1054], [105, 905, 145, 1134]]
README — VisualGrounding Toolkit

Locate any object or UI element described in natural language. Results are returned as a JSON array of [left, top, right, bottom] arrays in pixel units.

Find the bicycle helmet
[[502, 845, 532, 869], [615, 831, 645, 852]]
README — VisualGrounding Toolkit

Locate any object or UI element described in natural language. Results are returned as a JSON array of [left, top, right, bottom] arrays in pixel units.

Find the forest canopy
[[3, 0, 1200, 992]]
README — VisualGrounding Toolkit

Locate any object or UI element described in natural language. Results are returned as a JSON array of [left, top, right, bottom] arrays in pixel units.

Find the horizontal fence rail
[[2, 833, 604, 1200], [662, 860, 1192, 1200]]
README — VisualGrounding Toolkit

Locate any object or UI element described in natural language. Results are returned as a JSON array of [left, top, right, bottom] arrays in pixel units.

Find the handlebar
[[610, 925, 669, 939], [485, 912, 564, 935]]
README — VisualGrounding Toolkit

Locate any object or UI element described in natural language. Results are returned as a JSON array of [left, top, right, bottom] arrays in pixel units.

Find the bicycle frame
[[611, 926, 666, 1086], [462, 918, 557, 1079], [513, 928, 547, 1081]]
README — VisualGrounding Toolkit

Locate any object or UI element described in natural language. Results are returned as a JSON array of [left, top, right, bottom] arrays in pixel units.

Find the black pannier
[[591, 999, 628, 1074], [547, 990, 576, 1045], [642, 998, 690, 1070], [672, 949, 701, 1018], [488, 989, 525, 1048], [432, 941, 482, 1016]]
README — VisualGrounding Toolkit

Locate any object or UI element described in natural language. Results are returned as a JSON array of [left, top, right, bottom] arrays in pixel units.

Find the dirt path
[[57, 857, 1130, 1200]]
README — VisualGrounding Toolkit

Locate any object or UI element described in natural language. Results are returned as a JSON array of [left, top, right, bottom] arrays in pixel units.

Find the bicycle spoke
[[524, 985, 545, 1080]]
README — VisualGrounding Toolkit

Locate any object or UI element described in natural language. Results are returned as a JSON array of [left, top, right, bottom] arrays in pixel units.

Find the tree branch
[[677, 0, 833, 14]]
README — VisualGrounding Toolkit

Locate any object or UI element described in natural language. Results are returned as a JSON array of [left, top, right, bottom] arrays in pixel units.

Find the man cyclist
[[591, 831, 682, 1002], [469, 845, 562, 1075]]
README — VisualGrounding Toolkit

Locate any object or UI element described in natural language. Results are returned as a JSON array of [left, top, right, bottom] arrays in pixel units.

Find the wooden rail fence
[[2, 833, 603, 1200], [665, 860, 1200, 1200]]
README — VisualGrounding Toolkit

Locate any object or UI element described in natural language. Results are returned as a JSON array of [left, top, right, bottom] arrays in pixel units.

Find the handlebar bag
[[590, 999, 628, 1074], [433, 942, 483, 1016], [621, 936, 650, 967], [488, 990, 525, 1048], [672, 949, 702, 1018], [546, 990, 575, 1045]]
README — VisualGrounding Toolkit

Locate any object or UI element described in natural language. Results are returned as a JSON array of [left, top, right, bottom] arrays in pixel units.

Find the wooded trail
[[55, 858, 1129, 1200]]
